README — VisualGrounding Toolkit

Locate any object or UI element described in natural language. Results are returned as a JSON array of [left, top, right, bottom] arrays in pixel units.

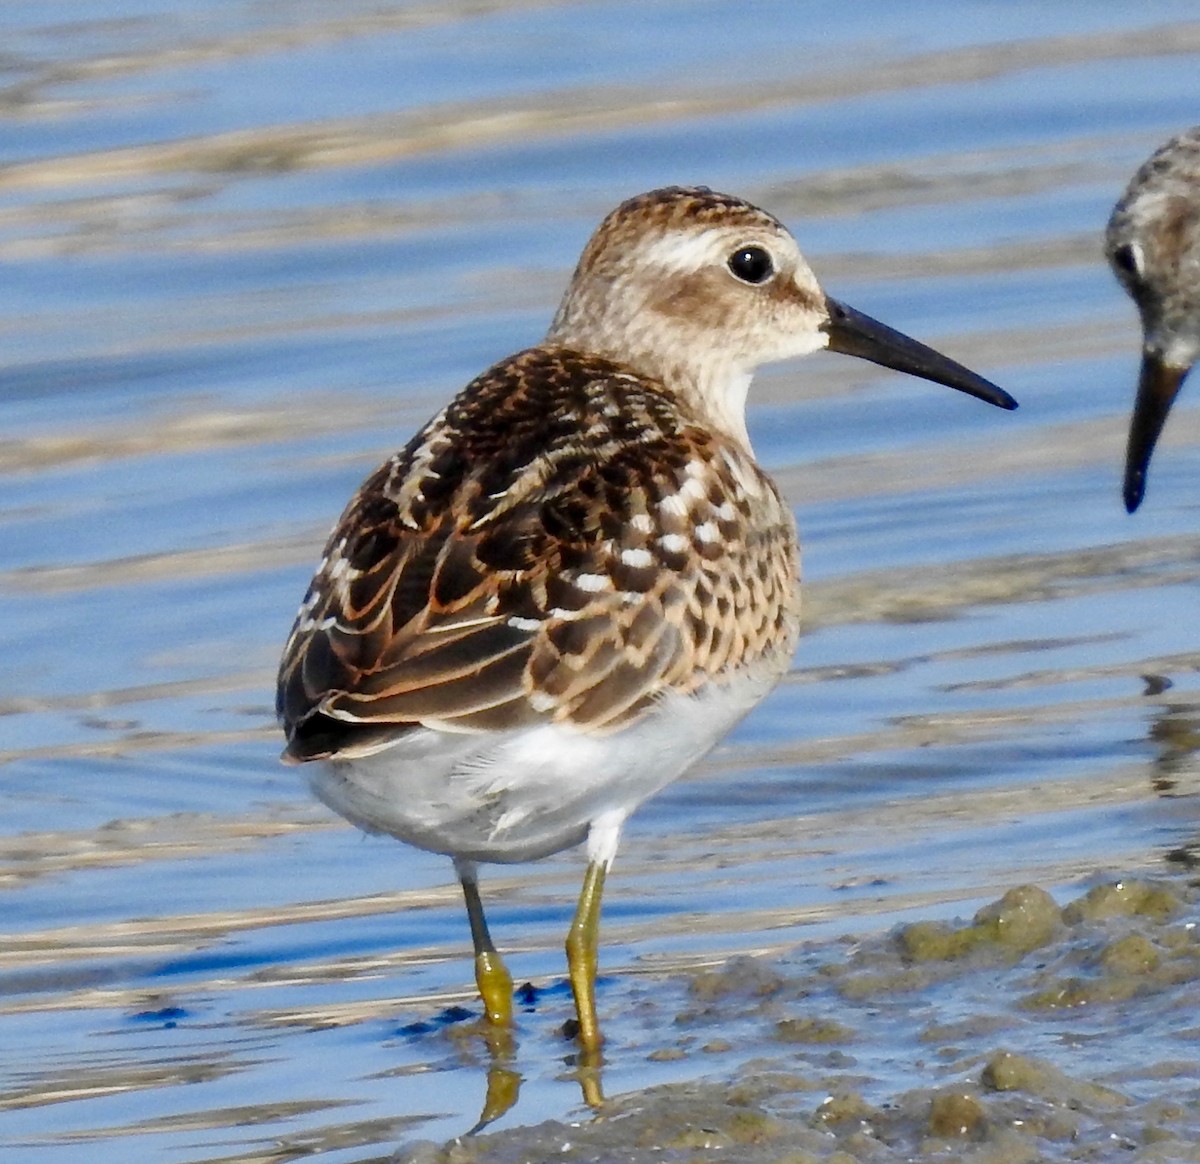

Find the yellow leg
[[474, 949, 514, 1026], [459, 864, 513, 1026], [565, 859, 607, 1055]]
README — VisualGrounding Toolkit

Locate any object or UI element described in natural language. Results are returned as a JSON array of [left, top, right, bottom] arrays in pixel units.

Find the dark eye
[[1111, 242, 1141, 280], [728, 245, 774, 285]]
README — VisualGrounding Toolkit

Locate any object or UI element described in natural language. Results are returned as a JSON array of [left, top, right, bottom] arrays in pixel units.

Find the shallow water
[[3, 2, 1200, 1161]]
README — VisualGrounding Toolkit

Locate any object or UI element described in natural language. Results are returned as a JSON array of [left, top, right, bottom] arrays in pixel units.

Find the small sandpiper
[[277, 186, 1017, 1054], [1106, 125, 1200, 512]]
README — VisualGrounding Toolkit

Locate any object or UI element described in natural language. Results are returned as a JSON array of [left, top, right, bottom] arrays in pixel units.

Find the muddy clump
[[399, 876, 1200, 1163]]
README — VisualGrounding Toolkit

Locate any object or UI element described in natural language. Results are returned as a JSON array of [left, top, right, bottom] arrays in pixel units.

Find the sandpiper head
[[1106, 126, 1200, 512], [548, 186, 1015, 447]]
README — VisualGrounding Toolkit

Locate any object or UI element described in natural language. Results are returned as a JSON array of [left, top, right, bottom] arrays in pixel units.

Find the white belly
[[309, 663, 783, 864]]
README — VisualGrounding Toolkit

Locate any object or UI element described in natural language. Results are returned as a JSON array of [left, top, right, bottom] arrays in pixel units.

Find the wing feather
[[276, 346, 799, 762]]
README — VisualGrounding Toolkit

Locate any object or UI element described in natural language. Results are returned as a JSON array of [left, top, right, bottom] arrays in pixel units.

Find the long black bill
[[1123, 351, 1190, 513], [823, 298, 1018, 411]]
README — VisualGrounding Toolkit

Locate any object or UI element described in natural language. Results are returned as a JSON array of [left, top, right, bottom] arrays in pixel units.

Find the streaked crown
[[547, 186, 832, 447], [1106, 127, 1200, 367]]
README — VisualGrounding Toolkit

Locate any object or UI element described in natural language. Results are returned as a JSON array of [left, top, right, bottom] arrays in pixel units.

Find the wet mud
[[403, 878, 1200, 1163]]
